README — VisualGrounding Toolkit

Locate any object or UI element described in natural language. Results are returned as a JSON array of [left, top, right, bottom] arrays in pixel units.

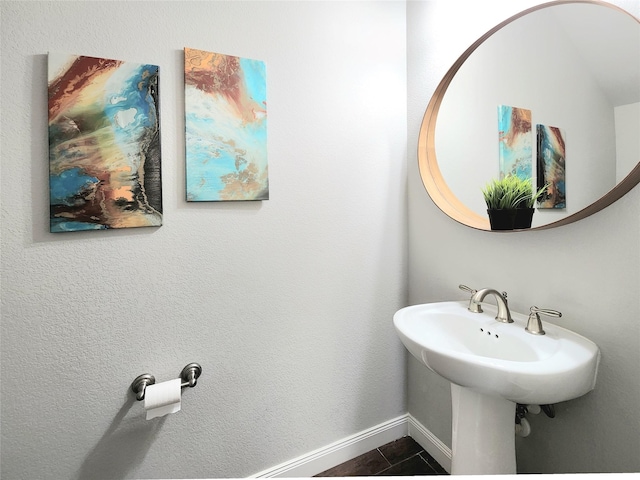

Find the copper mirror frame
[[418, 0, 640, 231]]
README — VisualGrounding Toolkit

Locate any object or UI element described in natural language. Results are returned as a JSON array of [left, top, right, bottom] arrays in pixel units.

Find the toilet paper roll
[[144, 378, 182, 420]]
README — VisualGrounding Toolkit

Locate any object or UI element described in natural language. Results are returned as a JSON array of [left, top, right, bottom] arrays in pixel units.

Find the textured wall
[[407, 0, 640, 474], [0, 1, 408, 478]]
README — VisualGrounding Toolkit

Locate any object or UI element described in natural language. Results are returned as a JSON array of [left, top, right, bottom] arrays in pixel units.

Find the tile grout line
[[418, 452, 442, 474], [413, 452, 439, 475], [376, 447, 393, 469], [314, 436, 448, 476], [376, 438, 437, 475], [376, 453, 437, 476]]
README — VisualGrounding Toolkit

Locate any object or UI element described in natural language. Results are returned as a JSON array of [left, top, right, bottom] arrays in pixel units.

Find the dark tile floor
[[315, 436, 449, 476]]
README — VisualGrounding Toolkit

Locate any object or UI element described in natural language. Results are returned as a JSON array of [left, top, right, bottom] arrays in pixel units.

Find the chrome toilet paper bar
[[131, 363, 202, 401]]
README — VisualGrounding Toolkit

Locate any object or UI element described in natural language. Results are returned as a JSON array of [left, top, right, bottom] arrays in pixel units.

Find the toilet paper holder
[[131, 363, 202, 401]]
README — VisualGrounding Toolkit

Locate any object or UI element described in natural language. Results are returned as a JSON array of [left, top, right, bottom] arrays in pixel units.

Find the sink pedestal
[[450, 384, 516, 475]]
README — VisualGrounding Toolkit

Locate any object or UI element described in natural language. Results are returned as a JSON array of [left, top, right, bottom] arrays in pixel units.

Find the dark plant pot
[[513, 208, 535, 229], [487, 209, 516, 230]]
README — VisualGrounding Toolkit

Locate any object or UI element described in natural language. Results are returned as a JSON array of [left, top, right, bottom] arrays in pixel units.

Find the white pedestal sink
[[394, 301, 600, 475]]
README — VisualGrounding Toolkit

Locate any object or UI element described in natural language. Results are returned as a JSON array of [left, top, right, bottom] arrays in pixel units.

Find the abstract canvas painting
[[184, 47, 268, 201], [498, 105, 532, 180], [48, 53, 162, 232], [536, 124, 566, 209]]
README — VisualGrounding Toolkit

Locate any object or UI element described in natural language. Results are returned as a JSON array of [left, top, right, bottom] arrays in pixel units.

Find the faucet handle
[[459, 284, 477, 295], [526, 306, 562, 335], [460, 284, 486, 314], [459, 285, 478, 310], [531, 307, 562, 318]]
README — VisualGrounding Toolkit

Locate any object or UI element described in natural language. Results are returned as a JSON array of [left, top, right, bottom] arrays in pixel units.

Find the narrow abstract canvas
[[536, 124, 566, 209], [184, 47, 268, 201], [48, 53, 162, 232], [498, 105, 532, 180]]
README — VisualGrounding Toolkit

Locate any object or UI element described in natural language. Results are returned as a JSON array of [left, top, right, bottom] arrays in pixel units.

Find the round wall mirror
[[418, 0, 640, 231]]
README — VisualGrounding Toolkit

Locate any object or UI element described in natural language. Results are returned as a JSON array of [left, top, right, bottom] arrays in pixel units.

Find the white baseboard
[[408, 414, 452, 473], [249, 413, 451, 477], [249, 414, 408, 477]]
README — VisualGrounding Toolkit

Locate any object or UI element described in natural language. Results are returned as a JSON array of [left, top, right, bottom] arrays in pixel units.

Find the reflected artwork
[[48, 53, 162, 232], [184, 48, 268, 201], [498, 105, 532, 180], [536, 124, 566, 209]]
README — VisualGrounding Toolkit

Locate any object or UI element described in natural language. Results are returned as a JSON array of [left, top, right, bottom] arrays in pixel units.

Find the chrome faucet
[[469, 288, 513, 323]]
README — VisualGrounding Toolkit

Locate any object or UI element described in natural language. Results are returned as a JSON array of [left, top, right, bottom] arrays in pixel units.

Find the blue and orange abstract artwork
[[498, 105, 532, 180], [536, 124, 566, 209], [48, 53, 162, 232], [184, 48, 268, 201]]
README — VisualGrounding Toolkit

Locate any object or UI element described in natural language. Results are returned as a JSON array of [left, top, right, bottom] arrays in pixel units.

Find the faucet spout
[[469, 288, 513, 323]]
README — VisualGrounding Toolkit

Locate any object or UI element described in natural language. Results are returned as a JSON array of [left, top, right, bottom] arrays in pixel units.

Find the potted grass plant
[[513, 178, 548, 229], [481, 176, 547, 230]]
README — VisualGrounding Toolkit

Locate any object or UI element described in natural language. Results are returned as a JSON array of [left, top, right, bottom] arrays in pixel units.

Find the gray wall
[[0, 1, 408, 478], [407, 0, 640, 474], [4, 0, 639, 477]]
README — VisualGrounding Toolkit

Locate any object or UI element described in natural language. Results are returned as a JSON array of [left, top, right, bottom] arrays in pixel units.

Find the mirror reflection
[[432, 2, 639, 229]]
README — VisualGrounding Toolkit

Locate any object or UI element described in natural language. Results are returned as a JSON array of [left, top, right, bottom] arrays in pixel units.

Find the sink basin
[[394, 300, 599, 404], [394, 300, 600, 474]]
